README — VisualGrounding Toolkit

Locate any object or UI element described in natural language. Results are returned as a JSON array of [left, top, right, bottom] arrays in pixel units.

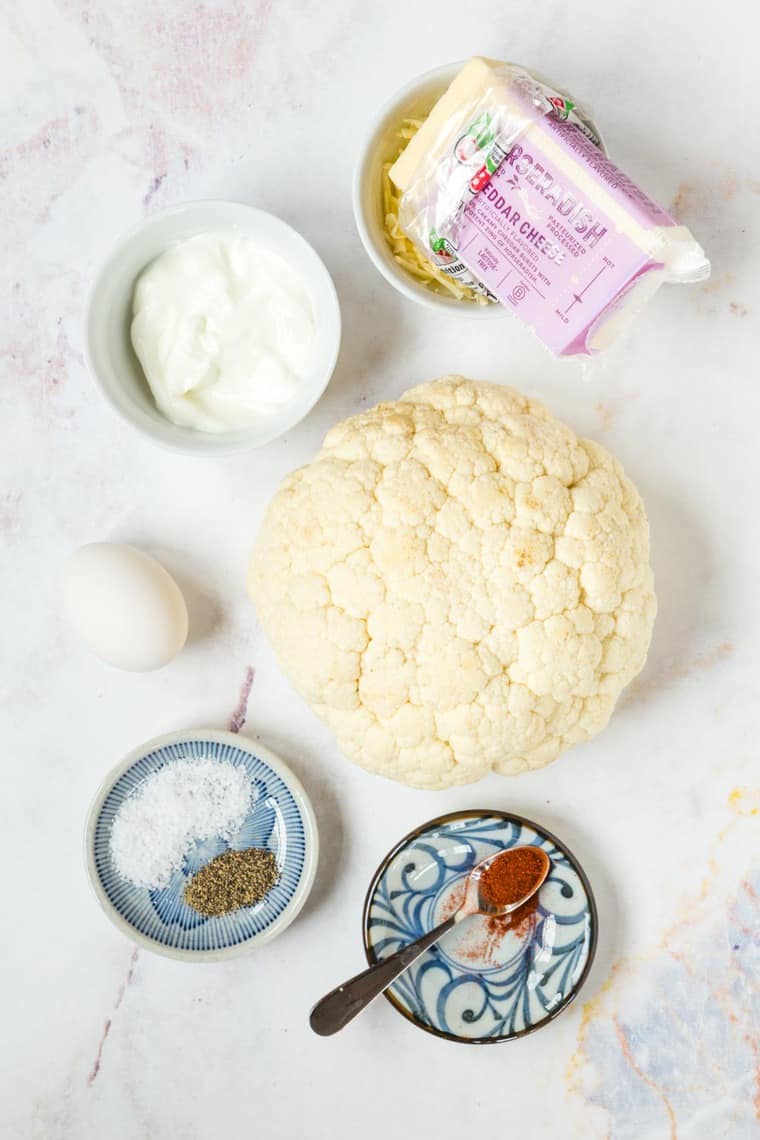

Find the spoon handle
[[309, 914, 458, 1036]]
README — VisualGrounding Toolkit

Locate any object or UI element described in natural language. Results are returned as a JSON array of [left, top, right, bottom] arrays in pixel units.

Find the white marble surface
[[2, 2, 759, 1137]]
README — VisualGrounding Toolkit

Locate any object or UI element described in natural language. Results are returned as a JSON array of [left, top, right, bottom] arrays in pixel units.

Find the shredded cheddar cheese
[[381, 118, 490, 305]]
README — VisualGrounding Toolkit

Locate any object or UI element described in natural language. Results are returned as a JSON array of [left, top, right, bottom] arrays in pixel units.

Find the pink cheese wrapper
[[394, 60, 710, 357], [453, 118, 678, 355]]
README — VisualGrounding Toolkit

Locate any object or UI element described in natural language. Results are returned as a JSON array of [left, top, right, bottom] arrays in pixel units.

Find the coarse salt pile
[[110, 758, 252, 890]]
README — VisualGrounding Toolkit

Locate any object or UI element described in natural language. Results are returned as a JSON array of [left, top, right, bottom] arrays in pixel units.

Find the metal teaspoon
[[309, 844, 551, 1036]]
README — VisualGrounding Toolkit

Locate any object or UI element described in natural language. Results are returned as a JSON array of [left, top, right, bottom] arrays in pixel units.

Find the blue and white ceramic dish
[[363, 810, 596, 1043], [86, 729, 318, 960]]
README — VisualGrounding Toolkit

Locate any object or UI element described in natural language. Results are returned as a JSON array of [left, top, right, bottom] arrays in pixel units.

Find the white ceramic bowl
[[84, 201, 341, 456], [85, 729, 319, 961], [352, 62, 605, 318]]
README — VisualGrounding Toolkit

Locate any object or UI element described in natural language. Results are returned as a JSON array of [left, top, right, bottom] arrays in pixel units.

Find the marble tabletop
[[2, 1, 758, 1137]]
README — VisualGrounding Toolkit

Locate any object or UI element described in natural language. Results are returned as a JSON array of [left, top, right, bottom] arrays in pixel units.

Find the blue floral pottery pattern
[[364, 812, 596, 1042], [92, 738, 308, 954]]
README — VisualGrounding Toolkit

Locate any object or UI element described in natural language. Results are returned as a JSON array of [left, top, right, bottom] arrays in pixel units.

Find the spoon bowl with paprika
[[310, 845, 550, 1036]]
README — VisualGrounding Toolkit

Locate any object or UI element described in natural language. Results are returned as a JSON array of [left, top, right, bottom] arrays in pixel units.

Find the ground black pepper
[[184, 847, 280, 916]]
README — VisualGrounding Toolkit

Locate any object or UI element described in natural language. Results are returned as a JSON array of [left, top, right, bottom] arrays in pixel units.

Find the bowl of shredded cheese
[[353, 63, 498, 315], [352, 61, 605, 316]]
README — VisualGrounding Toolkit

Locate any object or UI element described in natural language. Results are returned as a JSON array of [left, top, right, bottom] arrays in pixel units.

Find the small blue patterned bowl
[[363, 810, 597, 1043], [85, 730, 318, 960]]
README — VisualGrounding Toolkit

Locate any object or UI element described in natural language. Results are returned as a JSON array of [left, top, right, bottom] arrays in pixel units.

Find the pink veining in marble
[[568, 802, 760, 1136], [87, 946, 139, 1087], [61, 0, 271, 121], [228, 665, 255, 733]]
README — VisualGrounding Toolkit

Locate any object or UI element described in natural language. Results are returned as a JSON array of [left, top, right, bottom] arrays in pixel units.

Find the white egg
[[64, 543, 189, 671]]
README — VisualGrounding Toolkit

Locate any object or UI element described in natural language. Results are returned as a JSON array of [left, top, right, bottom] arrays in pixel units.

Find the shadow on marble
[[168, 567, 221, 646], [308, 264, 411, 416], [618, 487, 725, 710], [134, 543, 222, 646]]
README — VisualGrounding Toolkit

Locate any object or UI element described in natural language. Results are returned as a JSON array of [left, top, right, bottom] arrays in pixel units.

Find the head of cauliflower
[[249, 378, 655, 788]]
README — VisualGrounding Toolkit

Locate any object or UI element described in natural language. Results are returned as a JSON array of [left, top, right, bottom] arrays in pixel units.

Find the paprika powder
[[478, 845, 548, 910], [437, 846, 550, 967]]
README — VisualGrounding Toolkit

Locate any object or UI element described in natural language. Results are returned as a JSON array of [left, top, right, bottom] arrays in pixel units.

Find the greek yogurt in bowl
[[85, 201, 341, 456], [131, 232, 317, 433]]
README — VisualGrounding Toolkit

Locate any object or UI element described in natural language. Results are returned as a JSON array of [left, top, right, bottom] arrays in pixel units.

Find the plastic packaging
[[390, 58, 710, 356]]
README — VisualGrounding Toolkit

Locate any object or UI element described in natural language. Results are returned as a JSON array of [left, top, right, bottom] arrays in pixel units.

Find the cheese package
[[390, 58, 709, 356]]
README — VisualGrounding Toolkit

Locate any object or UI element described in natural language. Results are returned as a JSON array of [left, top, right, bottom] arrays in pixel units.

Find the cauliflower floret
[[249, 378, 656, 789]]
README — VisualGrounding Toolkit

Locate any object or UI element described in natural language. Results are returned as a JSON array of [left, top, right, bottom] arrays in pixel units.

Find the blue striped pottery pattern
[[364, 811, 596, 1042], [90, 734, 314, 957]]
